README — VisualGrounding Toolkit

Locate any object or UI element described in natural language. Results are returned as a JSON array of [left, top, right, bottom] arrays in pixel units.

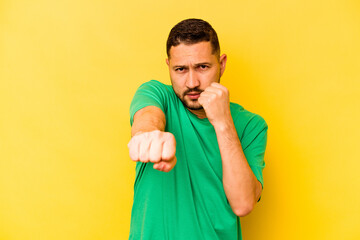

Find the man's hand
[[198, 82, 232, 127], [127, 130, 177, 172]]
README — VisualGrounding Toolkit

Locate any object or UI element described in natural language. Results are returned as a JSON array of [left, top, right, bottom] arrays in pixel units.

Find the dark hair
[[166, 18, 220, 58]]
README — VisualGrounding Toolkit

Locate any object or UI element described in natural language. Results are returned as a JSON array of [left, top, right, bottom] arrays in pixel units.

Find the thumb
[[153, 156, 177, 172]]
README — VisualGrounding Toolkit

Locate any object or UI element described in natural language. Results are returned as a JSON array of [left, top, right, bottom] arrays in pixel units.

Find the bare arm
[[131, 106, 166, 136], [128, 106, 177, 172], [214, 121, 262, 217], [198, 82, 262, 216]]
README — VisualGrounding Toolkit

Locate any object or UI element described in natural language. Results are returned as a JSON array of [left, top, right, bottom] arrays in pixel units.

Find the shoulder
[[137, 80, 173, 94], [230, 103, 267, 125], [131, 80, 174, 107], [139, 79, 164, 87], [130, 80, 177, 123], [230, 102, 268, 138]]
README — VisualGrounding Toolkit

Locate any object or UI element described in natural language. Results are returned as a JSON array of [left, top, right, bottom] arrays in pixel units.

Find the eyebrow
[[172, 62, 212, 69], [194, 62, 212, 67], [173, 65, 188, 69]]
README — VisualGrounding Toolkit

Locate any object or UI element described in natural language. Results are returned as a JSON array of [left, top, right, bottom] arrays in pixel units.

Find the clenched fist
[[127, 130, 177, 172], [198, 82, 231, 127]]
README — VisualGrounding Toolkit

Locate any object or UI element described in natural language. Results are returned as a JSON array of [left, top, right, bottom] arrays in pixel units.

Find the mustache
[[183, 88, 203, 96]]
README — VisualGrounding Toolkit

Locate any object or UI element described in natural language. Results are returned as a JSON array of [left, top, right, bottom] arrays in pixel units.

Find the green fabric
[[129, 80, 268, 240]]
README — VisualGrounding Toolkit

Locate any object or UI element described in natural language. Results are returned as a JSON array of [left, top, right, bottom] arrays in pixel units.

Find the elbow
[[232, 201, 255, 217]]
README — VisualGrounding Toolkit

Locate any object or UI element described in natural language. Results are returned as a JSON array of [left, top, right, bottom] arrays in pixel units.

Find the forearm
[[131, 106, 166, 136], [129, 106, 176, 172], [214, 119, 261, 217]]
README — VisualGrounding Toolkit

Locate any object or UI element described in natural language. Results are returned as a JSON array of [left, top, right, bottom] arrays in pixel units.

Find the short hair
[[166, 18, 220, 58]]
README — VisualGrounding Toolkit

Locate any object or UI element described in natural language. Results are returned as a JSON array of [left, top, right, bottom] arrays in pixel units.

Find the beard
[[174, 87, 204, 110]]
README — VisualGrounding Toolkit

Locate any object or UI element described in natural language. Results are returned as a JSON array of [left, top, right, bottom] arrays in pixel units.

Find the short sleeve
[[129, 80, 168, 125], [240, 115, 268, 191]]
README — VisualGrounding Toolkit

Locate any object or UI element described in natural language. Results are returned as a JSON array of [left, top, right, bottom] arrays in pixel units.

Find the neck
[[188, 108, 207, 119]]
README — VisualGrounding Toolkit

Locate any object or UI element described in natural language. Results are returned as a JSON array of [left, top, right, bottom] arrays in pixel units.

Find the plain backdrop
[[1, 0, 360, 239]]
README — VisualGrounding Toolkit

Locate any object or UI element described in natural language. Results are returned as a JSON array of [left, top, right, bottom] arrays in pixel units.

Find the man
[[127, 18, 268, 240]]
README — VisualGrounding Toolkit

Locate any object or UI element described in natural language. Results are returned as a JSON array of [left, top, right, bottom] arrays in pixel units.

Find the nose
[[185, 69, 200, 89]]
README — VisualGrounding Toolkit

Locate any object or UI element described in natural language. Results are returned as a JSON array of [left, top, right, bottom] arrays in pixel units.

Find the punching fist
[[127, 130, 177, 172]]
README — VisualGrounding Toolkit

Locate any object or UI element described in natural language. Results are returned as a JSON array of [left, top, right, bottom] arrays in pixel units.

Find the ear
[[219, 54, 227, 77], [166, 58, 170, 66]]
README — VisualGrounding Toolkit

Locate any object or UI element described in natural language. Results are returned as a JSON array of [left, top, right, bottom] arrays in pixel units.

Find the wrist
[[212, 118, 234, 133], [134, 131, 144, 136], [132, 129, 162, 137]]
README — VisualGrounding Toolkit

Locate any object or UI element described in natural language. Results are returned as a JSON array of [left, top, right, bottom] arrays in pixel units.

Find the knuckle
[[163, 132, 172, 139], [138, 154, 145, 162], [149, 153, 160, 163], [138, 147, 149, 162], [168, 133, 176, 144], [151, 130, 161, 137]]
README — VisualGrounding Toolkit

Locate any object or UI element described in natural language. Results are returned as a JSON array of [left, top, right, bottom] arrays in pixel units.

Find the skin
[[128, 106, 177, 172], [166, 41, 226, 118], [127, 41, 262, 216]]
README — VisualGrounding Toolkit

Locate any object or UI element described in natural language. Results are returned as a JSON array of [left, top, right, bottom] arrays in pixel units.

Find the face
[[166, 41, 227, 110]]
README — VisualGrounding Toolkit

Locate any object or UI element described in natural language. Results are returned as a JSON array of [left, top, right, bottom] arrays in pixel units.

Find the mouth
[[186, 92, 201, 100]]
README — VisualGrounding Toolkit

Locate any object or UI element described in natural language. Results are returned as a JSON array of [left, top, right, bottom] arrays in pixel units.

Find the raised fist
[[198, 82, 231, 127], [127, 130, 177, 172]]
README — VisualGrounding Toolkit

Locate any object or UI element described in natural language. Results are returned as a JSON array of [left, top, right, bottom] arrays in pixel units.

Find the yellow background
[[1, 0, 359, 239]]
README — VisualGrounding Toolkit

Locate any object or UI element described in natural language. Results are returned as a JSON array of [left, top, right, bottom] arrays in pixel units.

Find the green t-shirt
[[129, 80, 268, 240]]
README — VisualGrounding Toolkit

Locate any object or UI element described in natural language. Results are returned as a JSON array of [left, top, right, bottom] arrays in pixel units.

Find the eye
[[175, 67, 184, 72], [199, 65, 208, 69]]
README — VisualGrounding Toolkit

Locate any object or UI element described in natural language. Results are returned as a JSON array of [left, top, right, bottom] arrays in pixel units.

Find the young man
[[128, 18, 268, 240]]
